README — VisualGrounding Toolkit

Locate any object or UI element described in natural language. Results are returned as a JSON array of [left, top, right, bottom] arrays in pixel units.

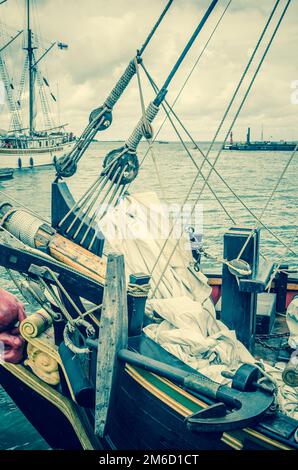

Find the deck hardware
[[221, 364, 274, 394], [227, 259, 251, 278], [127, 273, 151, 337], [117, 349, 274, 432], [282, 357, 298, 388], [221, 227, 276, 351]]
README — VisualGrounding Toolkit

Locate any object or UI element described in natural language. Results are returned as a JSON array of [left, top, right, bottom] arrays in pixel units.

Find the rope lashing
[[134, 56, 154, 141], [194, 247, 252, 277], [104, 60, 137, 110], [126, 102, 159, 151], [103, 0, 220, 181], [127, 282, 151, 298], [64, 318, 96, 355], [54, 111, 110, 178], [55, 0, 175, 179], [58, 78, 160, 239]]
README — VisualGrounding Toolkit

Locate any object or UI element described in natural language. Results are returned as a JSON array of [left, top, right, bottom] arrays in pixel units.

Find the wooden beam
[[221, 227, 259, 351], [94, 253, 128, 437], [48, 233, 106, 284]]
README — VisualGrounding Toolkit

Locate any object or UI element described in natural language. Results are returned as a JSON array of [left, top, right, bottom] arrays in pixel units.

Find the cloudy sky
[[0, 0, 297, 141]]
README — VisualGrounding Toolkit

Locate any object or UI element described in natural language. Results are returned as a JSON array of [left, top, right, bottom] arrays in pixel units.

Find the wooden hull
[[0, 274, 297, 451], [0, 142, 74, 170], [0, 363, 98, 450], [1, 359, 297, 451]]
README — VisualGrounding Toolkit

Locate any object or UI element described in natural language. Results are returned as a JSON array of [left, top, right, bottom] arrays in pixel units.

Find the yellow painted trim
[[244, 428, 291, 451], [208, 278, 222, 286], [157, 375, 208, 409], [126, 365, 242, 450], [221, 433, 243, 450], [126, 365, 190, 416], [0, 362, 95, 450]]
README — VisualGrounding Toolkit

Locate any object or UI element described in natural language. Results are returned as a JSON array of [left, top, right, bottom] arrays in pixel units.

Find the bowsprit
[[0, 0, 297, 453]]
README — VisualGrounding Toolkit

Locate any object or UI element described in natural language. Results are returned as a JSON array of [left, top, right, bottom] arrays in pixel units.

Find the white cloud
[[0, 0, 297, 141]]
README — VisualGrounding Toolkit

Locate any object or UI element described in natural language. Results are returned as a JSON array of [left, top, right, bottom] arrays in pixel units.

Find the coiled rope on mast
[[55, 0, 175, 179], [57, 0, 220, 250]]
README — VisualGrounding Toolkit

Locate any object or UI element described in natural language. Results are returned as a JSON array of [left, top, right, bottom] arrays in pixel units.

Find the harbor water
[[0, 141, 297, 449]]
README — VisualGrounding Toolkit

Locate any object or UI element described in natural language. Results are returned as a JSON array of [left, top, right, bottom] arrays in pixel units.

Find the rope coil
[[125, 101, 159, 151], [104, 59, 137, 109], [3, 210, 42, 248], [127, 282, 151, 298], [63, 318, 95, 355]]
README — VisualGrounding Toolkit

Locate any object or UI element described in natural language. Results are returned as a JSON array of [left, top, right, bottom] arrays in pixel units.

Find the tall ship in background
[[0, 0, 75, 170], [225, 127, 297, 151]]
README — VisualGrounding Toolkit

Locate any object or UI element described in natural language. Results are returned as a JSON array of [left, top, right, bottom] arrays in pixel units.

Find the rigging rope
[[55, 0, 175, 178], [128, 2, 294, 252], [140, 57, 295, 260], [236, 144, 298, 261], [151, 0, 292, 297], [58, 0, 219, 247], [133, 0, 233, 174], [265, 225, 298, 291], [149, 0, 282, 285], [36, 70, 53, 130], [129, 1, 296, 258], [1, 226, 100, 353], [134, 57, 165, 199], [0, 190, 50, 224], [141, 63, 236, 224]]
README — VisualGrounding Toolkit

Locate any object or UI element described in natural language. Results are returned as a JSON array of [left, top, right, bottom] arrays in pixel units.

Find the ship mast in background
[[25, 0, 36, 134], [0, 0, 75, 170]]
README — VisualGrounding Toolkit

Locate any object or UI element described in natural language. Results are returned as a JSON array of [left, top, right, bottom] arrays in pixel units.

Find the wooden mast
[[25, 0, 35, 134]]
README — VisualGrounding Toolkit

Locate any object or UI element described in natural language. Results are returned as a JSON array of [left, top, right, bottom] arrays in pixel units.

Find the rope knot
[[127, 282, 151, 298]]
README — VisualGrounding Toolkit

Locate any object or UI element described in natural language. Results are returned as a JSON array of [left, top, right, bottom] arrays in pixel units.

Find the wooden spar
[[94, 253, 128, 437], [221, 227, 259, 351], [47, 233, 106, 284], [0, 202, 107, 285]]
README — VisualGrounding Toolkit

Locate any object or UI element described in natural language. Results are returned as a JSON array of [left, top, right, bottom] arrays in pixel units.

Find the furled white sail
[[100, 192, 298, 420]]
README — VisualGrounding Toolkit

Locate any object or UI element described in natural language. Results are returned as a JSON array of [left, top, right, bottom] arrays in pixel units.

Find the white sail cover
[[286, 296, 298, 349], [100, 192, 298, 419]]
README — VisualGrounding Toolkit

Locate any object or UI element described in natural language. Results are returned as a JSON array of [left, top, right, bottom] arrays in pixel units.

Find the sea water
[[0, 141, 297, 449]]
